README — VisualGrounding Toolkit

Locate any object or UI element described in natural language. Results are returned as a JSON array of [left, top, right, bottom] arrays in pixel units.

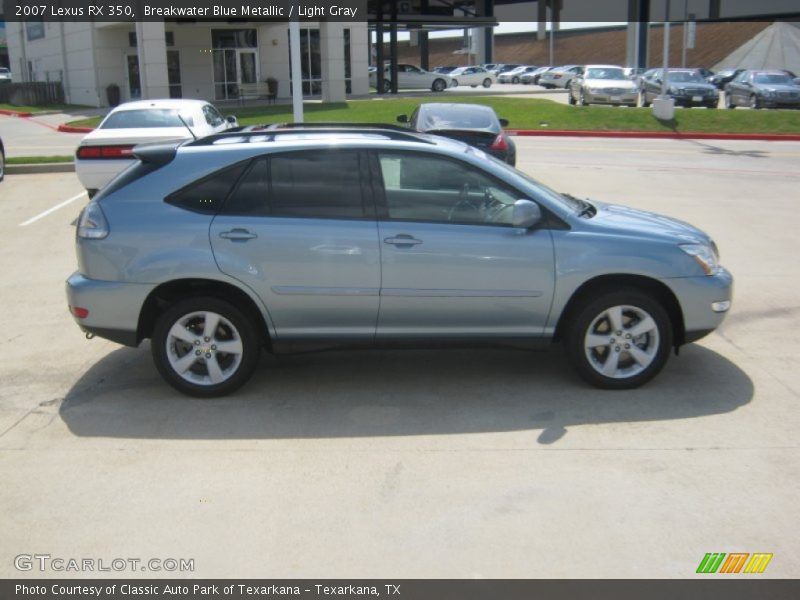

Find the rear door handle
[[384, 235, 423, 247], [219, 228, 258, 241]]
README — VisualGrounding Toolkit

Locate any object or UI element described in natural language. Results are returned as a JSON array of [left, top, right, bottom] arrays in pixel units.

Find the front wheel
[[0, 146, 5, 182], [568, 91, 576, 105], [579, 90, 588, 106], [725, 92, 736, 109], [451, 79, 459, 87], [512, 76, 520, 84], [565, 291, 673, 389], [640, 91, 650, 107], [482, 78, 492, 88], [152, 296, 261, 397], [432, 79, 446, 92], [749, 94, 761, 109]]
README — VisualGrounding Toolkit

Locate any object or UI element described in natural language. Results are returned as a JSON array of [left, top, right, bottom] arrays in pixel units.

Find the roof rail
[[186, 124, 433, 146]]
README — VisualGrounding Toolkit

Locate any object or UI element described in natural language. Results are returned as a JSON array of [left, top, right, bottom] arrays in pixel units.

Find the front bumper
[[66, 272, 156, 347], [664, 266, 734, 344], [672, 95, 719, 107]]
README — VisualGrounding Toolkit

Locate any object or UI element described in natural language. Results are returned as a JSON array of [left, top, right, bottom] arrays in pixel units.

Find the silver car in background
[[67, 126, 732, 397], [569, 65, 639, 106]]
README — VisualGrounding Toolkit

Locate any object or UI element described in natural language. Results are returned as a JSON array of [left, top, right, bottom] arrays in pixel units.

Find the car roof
[[418, 102, 496, 114], [584, 64, 624, 69]]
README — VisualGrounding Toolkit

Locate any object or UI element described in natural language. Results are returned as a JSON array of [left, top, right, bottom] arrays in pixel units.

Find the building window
[[211, 29, 259, 100], [288, 28, 352, 96], [26, 21, 45, 41]]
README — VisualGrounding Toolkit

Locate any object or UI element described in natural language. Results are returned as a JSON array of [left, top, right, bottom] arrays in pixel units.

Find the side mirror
[[498, 118, 509, 127], [396, 114, 408, 123], [794, 78, 800, 86], [511, 200, 542, 230], [226, 115, 238, 126]]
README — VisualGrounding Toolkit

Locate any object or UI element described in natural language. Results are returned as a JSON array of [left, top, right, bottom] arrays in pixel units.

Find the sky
[[377, 22, 626, 41]]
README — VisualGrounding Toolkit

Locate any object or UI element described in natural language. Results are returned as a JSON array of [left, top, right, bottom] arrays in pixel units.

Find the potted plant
[[106, 83, 121, 107]]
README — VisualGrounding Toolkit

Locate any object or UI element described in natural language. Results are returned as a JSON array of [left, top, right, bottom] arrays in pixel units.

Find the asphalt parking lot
[[1, 136, 799, 578]]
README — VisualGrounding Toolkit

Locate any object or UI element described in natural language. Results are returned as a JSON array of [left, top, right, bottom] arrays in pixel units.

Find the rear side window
[[221, 150, 367, 219], [166, 162, 247, 214]]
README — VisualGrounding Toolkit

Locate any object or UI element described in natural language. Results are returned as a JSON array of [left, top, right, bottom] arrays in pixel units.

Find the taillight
[[77, 201, 110, 239], [76, 145, 135, 159], [490, 134, 508, 152], [70, 306, 89, 319]]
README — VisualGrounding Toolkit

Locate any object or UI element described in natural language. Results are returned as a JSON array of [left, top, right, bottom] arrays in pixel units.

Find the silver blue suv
[[67, 125, 733, 396]]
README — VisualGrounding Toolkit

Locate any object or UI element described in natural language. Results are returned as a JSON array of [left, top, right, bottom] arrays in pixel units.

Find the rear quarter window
[[166, 162, 248, 214]]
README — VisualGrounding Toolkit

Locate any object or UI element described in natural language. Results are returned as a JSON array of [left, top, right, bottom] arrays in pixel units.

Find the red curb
[[0, 108, 33, 117], [507, 129, 800, 141], [57, 124, 94, 133]]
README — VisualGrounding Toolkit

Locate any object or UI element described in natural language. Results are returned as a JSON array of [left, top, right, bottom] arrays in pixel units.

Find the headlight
[[762, 90, 775, 98], [680, 244, 718, 276]]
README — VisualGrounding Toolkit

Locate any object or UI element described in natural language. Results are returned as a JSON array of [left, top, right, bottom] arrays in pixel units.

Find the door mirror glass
[[397, 114, 408, 123], [498, 118, 509, 127], [511, 200, 542, 229], [226, 115, 238, 125]]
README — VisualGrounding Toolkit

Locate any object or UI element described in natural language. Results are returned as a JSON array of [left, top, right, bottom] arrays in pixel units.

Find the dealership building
[[4, 20, 371, 106]]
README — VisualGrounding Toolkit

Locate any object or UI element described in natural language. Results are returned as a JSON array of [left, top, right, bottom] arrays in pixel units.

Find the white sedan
[[369, 64, 455, 92], [75, 99, 237, 196], [448, 66, 496, 88]]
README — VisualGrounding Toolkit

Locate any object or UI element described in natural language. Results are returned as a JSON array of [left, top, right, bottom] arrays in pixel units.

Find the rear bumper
[[663, 267, 734, 344], [66, 272, 155, 347], [75, 158, 135, 191]]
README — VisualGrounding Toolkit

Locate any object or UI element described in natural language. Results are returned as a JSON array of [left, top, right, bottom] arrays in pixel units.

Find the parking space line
[[19, 191, 87, 227]]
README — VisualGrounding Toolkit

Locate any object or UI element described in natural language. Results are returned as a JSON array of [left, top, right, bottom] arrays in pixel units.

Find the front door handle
[[384, 234, 423, 247], [219, 228, 258, 241]]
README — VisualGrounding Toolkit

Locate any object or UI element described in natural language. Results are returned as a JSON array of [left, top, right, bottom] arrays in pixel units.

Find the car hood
[[584, 78, 638, 89], [588, 201, 712, 245], [754, 83, 800, 93], [670, 81, 716, 91]]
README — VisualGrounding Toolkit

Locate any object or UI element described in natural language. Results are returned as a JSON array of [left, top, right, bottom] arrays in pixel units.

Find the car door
[[729, 70, 749, 105], [371, 150, 555, 339], [210, 149, 381, 340]]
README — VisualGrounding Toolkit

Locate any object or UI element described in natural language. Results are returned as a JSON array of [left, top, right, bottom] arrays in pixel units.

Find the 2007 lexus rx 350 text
[[66, 126, 732, 397]]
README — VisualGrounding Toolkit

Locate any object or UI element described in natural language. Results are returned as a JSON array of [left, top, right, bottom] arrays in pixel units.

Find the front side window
[[377, 152, 519, 226], [202, 105, 225, 127]]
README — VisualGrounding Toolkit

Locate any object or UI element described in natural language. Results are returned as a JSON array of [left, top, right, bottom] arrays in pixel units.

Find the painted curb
[[57, 124, 93, 133], [0, 108, 33, 117], [6, 162, 75, 174], [507, 129, 800, 141]]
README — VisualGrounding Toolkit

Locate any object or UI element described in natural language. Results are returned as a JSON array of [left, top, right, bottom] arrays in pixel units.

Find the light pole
[[652, 0, 675, 120]]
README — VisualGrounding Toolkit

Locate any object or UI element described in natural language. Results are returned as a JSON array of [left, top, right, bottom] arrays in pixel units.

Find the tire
[[432, 78, 446, 92], [512, 76, 520, 84], [382, 79, 392, 93], [725, 92, 736, 109], [640, 91, 650, 107], [749, 94, 760, 109], [152, 296, 261, 397], [0, 145, 5, 182], [579, 90, 588, 106], [471, 85, 477, 88], [568, 91, 576, 105], [564, 291, 673, 390], [482, 78, 492, 88], [452, 79, 459, 87]]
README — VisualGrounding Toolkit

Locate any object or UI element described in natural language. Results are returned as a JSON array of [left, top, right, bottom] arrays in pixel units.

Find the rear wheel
[[0, 145, 5, 182], [640, 91, 650, 107], [565, 291, 672, 389], [482, 78, 492, 88], [749, 94, 761, 109], [152, 296, 260, 397], [432, 78, 447, 92], [725, 92, 736, 109]]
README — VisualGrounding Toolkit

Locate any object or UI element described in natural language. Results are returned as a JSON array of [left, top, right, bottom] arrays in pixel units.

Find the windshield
[[753, 73, 793, 85], [668, 71, 706, 83], [585, 67, 626, 80], [101, 109, 194, 129]]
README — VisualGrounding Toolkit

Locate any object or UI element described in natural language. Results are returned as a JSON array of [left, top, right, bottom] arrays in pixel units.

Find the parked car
[[491, 64, 521, 76], [498, 66, 538, 84], [0, 135, 5, 182], [640, 69, 719, 108], [623, 67, 646, 79], [397, 102, 516, 165], [0, 67, 12, 81], [67, 125, 732, 396], [75, 99, 237, 197], [521, 66, 554, 85], [568, 65, 639, 106], [481, 63, 498, 72], [448, 66, 495, 88], [539, 65, 584, 89], [369, 63, 455, 92], [709, 68, 744, 89], [724, 70, 800, 109]]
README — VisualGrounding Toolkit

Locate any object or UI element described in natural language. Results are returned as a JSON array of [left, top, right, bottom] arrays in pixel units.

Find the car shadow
[[59, 342, 753, 444]]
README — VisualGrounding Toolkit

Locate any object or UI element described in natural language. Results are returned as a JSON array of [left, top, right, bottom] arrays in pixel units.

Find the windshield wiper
[[561, 193, 595, 217]]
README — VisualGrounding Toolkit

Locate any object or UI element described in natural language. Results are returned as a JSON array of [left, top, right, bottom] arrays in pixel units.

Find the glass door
[[213, 49, 259, 100], [126, 55, 141, 100]]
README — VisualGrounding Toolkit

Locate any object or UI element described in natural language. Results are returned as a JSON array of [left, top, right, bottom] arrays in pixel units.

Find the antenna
[[177, 113, 197, 141]]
